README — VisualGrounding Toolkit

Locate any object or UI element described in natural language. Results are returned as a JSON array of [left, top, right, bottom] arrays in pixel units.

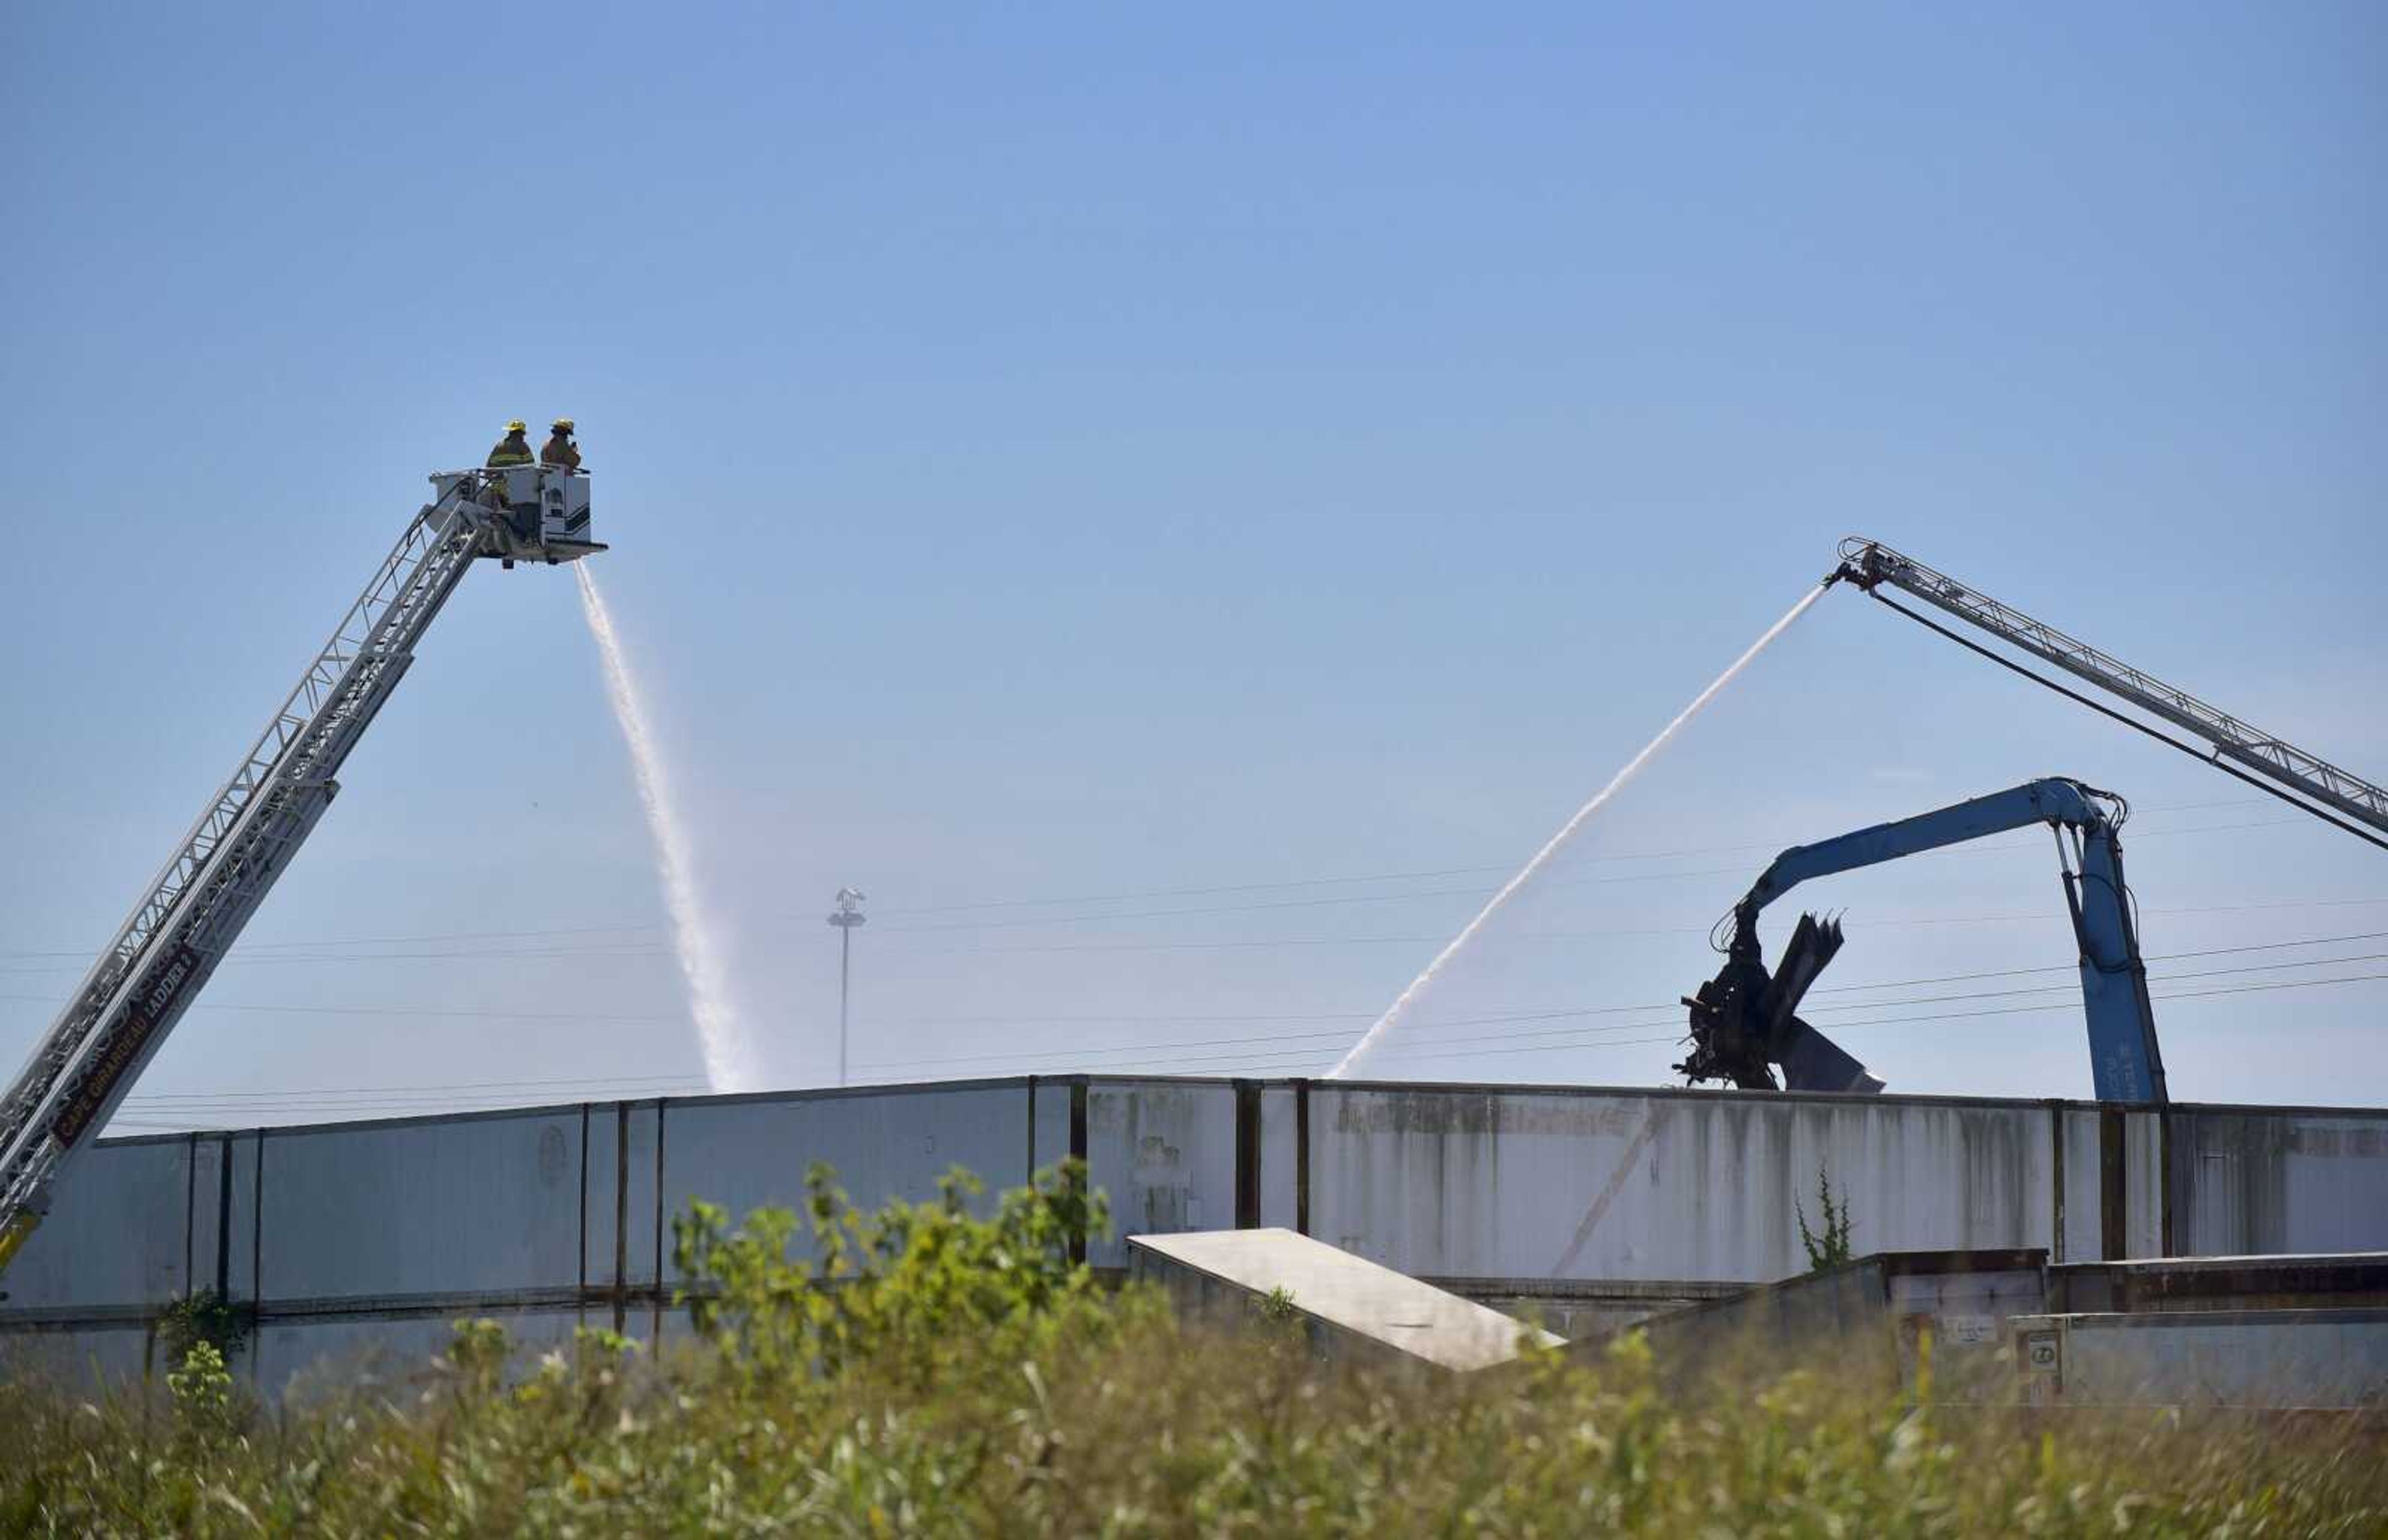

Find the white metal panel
[[619, 1102, 660, 1288], [2121, 1112, 2165, 1260], [581, 1104, 618, 1288], [1082, 1080, 1238, 1266], [659, 1086, 1027, 1260], [2019, 1309, 2388, 1408], [2059, 1109, 2104, 1262], [224, 1131, 261, 1302], [0, 1323, 151, 1387], [187, 1134, 228, 1295], [2274, 1114, 2388, 1252], [1260, 1086, 1301, 1232], [256, 1306, 586, 1404], [256, 1112, 584, 1299], [1312, 1086, 2055, 1283], [1886, 1268, 2046, 1352], [1030, 1079, 1073, 1176], [2171, 1109, 2388, 1257], [1, 1135, 190, 1309]]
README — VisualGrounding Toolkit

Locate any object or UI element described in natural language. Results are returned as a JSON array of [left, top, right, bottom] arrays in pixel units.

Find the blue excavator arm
[[1680, 777, 2168, 1104]]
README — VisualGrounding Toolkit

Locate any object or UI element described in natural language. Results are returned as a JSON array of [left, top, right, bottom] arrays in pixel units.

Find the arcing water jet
[[576, 565, 759, 1092], [1329, 582, 1834, 1078]]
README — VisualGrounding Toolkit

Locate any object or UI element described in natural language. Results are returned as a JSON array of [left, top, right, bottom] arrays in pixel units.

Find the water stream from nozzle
[[1328, 581, 1833, 1079], [576, 565, 757, 1092]]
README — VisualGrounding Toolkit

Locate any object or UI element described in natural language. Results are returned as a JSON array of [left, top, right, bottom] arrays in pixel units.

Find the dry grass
[[4, 1164, 2381, 1537]]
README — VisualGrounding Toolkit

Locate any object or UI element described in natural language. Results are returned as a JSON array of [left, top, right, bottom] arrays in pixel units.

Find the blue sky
[[2, 2, 2381, 1130]]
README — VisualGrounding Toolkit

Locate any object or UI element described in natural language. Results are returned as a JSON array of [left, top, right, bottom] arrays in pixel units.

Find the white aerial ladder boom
[[1836, 538, 2388, 844], [0, 466, 602, 1278]]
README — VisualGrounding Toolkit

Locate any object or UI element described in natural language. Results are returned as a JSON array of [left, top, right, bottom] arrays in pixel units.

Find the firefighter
[[486, 420, 535, 467], [540, 418, 581, 471], [480, 420, 535, 526]]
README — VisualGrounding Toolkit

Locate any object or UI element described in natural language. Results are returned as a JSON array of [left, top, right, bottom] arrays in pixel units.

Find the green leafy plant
[[156, 1286, 249, 1367], [671, 1157, 1112, 1390], [440, 1316, 514, 1391], [165, 1339, 240, 1446], [1246, 1283, 1312, 1355], [2, 1161, 2382, 1534], [1797, 1166, 1854, 1271]]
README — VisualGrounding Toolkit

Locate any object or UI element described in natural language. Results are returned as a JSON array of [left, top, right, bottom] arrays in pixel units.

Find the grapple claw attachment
[[1678, 910, 1882, 1095]]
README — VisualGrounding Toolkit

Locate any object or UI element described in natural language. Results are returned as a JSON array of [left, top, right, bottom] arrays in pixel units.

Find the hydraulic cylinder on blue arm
[[1679, 778, 2168, 1105]]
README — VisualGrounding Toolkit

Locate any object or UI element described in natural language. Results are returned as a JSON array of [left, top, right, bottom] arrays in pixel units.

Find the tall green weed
[[2, 1158, 2380, 1536]]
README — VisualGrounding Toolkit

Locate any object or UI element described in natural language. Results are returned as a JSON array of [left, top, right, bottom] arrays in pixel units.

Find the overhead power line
[[851, 928, 2388, 1028], [850, 955, 2378, 1074], [106, 963, 2388, 1123], [882, 895, 2388, 957], [10, 929, 2384, 1075], [103, 974, 2378, 1127], [849, 945, 2388, 1077], [879, 966, 2388, 1081], [1359, 971, 2388, 1069], [863, 818, 2310, 938], [0, 796, 2292, 964], [122, 1071, 705, 1105], [855, 795, 2280, 917], [1809, 928, 2388, 995]]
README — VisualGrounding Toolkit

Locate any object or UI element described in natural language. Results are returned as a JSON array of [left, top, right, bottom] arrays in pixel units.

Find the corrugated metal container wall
[[581, 1102, 660, 1292], [2014, 1309, 2388, 1409], [0, 1324, 150, 1385], [1029, 1078, 1075, 1173], [2057, 1109, 2106, 1263], [256, 1307, 589, 1405], [1079, 1080, 1239, 1266], [4, 1133, 194, 1311], [11, 1078, 2388, 1398], [2170, 1108, 2388, 1256], [1259, 1086, 1302, 1231], [2121, 1112, 2167, 1259], [1310, 1085, 2056, 1281], [660, 1082, 1031, 1259], [221, 1132, 263, 1302], [256, 1111, 586, 1301]]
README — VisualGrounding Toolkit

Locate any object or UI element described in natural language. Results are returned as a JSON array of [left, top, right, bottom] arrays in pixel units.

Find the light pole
[[827, 887, 866, 1086]]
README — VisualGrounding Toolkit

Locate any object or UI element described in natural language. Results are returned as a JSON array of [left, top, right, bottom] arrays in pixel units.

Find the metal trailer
[[2012, 1308, 2388, 1409], [2048, 1251, 2388, 1316], [7, 1078, 2388, 1398], [1560, 1248, 2049, 1400], [1558, 1245, 2388, 1404]]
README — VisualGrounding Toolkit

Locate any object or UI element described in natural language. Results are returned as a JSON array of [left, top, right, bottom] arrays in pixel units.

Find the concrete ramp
[[1127, 1227, 1560, 1373]]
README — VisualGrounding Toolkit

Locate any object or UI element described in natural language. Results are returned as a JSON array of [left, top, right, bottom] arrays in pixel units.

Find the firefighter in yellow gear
[[486, 420, 535, 468], [540, 418, 581, 471], [480, 420, 535, 527]]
